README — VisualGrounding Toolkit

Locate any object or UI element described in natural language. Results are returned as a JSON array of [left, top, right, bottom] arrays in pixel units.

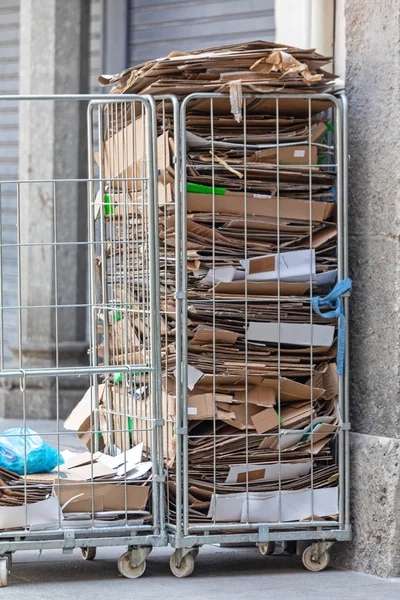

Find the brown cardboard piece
[[66, 462, 115, 481], [193, 374, 264, 394], [234, 385, 276, 407], [64, 494, 104, 514], [221, 402, 261, 430], [309, 363, 338, 401], [249, 144, 318, 166], [281, 404, 314, 427], [248, 255, 275, 275], [191, 326, 238, 346], [214, 280, 309, 297], [186, 191, 335, 222], [262, 377, 325, 402], [64, 452, 93, 470], [58, 482, 149, 513], [103, 116, 171, 190], [251, 407, 280, 433], [188, 393, 235, 420], [64, 384, 106, 451]]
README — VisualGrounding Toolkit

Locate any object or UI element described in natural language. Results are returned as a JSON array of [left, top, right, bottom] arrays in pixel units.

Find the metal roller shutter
[[0, 0, 103, 368], [127, 0, 275, 65]]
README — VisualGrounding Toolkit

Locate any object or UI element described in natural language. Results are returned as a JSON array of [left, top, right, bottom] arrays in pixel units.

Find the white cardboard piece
[[240, 250, 316, 282], [225, 461, 311, 484], [314, 269, 337, 286], [0, 496, 61, 530], [174, 364, 204, 391], [242, 487, 339, 523], [96, 443, 143, 471], [121, 461, 152, 480], [208, 487, 338, 522], [201, 265, 243, 286], [271, 416, 336, 451], [247, 322, 335, 347]]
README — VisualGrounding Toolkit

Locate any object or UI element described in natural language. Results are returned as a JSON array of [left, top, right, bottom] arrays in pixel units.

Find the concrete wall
[[331, 0, 400, 578]]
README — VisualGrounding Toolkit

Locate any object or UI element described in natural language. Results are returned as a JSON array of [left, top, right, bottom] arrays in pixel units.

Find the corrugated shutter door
[[0, 0, 19, 368], [127, 0, 275, 65], [90, 0, 103, 93]]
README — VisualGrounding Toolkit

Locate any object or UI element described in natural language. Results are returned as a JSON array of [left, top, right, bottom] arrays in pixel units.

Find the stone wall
[[332, 0, 400, 577]]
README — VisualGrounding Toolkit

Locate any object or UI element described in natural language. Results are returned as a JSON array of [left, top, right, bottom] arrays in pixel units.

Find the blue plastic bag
[[0, 428, 64, 475]]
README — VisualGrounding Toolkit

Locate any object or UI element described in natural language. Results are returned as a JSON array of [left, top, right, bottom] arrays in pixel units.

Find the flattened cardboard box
[[57, 482, 149, 513], [251, 407, 280, 434], [186, 191, 335, 222], [103, 117, 171, 191], [187, 393, 235, 420], [249, 144, 318, 166], [234, 385, 276, 407], [247, 322, 335, 347], [64, 384, 106, 451]]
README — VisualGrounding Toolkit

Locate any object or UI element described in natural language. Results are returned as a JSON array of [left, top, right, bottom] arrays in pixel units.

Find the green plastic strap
[[187, 183, 226, 195], [114, 371, 142, 384], [104, 194, 114, 215], [300, 421, 323, 442]]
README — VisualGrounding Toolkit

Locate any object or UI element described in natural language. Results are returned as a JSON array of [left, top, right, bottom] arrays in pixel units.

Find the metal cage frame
[[0, 94, 166, 585], [167, 92, 351, 562]]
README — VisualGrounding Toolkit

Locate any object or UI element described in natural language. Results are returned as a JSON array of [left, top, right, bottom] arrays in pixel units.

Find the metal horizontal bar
[[185, 297, 316, 304], [0, 240, 145, 248], [0, 533, 166, 554], [171, 529, 351, 548], [1, 304, 151, 311], [187, 163, 338, 169], [0, 365, 152, 378], [181, 91, 343, 103], [187, 520, 341, 533], [0, 177, 148, 184], [0, 94, 151, 102]]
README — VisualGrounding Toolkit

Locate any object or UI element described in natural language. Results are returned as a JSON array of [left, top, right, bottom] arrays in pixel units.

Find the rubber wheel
[[170, 552, 195, 578], [259, 541, 276, 556], [302, 546, 330, 572], [118, 552, 146, 579], [81, 547, 96, 561], [190, 548, 199, 559], [0, 559, 8, 588]]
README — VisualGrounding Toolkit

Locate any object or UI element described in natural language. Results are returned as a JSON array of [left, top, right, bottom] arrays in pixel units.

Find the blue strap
[[312, 278, 352, 375]]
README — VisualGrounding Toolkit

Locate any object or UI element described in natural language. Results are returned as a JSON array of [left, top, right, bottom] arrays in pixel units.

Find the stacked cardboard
[[99, 40, 334, 105], [0, 440, 151, 530], [97, 41, 342, 526]]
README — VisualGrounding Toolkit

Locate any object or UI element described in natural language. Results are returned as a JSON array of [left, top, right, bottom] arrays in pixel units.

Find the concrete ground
[[4, 545, 400, 600], [1, 419, 399, 598]]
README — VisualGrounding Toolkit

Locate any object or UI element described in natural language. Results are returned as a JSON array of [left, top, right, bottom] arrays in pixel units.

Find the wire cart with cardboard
[[100, 41, 351, 577], [0, 94, 165, 587]]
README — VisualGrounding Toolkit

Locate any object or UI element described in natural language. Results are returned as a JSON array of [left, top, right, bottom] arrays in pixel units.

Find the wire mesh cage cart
[[164, 92, 351, 576], [0, 94, 165, 586]]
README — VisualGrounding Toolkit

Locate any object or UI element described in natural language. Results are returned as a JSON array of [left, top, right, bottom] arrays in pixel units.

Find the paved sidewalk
[[3, 545, 400, 600]]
